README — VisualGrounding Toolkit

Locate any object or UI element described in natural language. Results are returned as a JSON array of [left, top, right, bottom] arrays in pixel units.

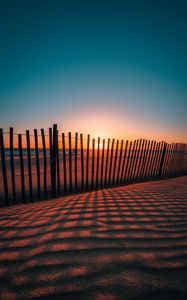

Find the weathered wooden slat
[[139, 140, 148, 181], [0, 128, 9, 205], [149, 142, 159, 180], [144, 141, 155, 180], [104, 138, 110, 186], [75, 132, 78, 192], [158, 142, 167, 178], [95, 137, 100, 190], [124, 141, 132, 184], [128, 140, 138, 183], [142, 140, 152, 181], [41, 129, 47, 198], [100, 139, 105, 188], [56, 130, 60, 194], [62, 133, 67, 195], [10, 127, 16, 203], [49, 128, 53, 191], [108, 139, 115, 186], [132, 139, 142, 182], [86, 134, 90, 191], [120, 140, 128, 184], [91, 139, 95, 190], [116, 140, 123, 184], [80, 133, 84, 191], [52, 124, 57, 196], [112, 140, 119, 185], [136, 139, 145, 182], [26, 130, 33, 201], [18, 134, 25, 202], [34, 129, 41, 199], [68, 132, 72, 193]]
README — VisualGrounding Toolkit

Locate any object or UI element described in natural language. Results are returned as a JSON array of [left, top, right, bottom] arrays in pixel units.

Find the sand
[[0, 176, 187, 300]]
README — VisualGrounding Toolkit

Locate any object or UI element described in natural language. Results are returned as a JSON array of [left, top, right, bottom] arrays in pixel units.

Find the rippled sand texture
[[0, 176, 187, 300]]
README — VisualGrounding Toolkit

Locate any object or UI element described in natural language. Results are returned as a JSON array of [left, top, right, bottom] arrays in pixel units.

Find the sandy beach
[[0, 176, 187, 300]]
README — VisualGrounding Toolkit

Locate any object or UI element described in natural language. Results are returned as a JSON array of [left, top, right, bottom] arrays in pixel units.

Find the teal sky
[[1, 0, 187, 142]]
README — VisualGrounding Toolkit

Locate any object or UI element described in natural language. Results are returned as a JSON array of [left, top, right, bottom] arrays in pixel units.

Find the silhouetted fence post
[[86, 134, 90, 191], [68, 132, 72, 193], [75, 132, 78, 192], [62, 132, 67, 195], [34, 129, 41, 199], [91, 138, 95, 190], [96, 137, 100, 190], [26, 130, 33, 201], [52, 124, 57, 196], [0, 128, 9, 205], [41, 128, 47, 198], [157, 142, 166, 178], [18, 134, 25, 202], [10, 127, 16, 203], [100, 139, 105, 188]]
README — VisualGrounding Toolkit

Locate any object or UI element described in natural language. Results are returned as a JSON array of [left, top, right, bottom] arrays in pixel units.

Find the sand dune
[[0, 176, 187, 300]]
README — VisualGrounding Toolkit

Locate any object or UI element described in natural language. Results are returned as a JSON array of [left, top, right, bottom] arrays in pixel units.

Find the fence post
[[10, 127, 16, 203], [26, 130, 33, 201], [0, 128, 9, 205], [41, 128, 47, 198], [68, 132, 72, 193], [158, 142, 167, 178], [18, 134, 25, 202], [34, 129, 41, 199], [52, 124, 57, 196]]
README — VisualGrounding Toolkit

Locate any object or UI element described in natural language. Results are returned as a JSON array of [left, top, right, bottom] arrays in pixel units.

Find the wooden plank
[[75, 132, 78, 192], [149, 142, 159, 180], [132, 139, 142, 183], [62, 133, 67, 195], [136, 139, 146, 182], [56, 130, 60, 194], [108, 138, 115, 186], [100, 139, 105, 188], [91, 138, 95, 190], [49, 128, 53, 192], [41, 128, 47, 198], [112, 140, 119, 185], [142, 140, 152, 181], [34, 129, 41, 199], [80, 133, 84, 191], [26, 130, 33, 201], [125, 141, 133, 184], [162, 143, 169, 177], [104, 138, 110, 186], [116, 140, 123, 184], [68, 132, 72, 193], [124, 141, 132, 184], [153, 141, 163, 178], [10, 127, 16, 203], [128, 140, 138, 183], [0, 128, 9, 205], [52, 124, 57, 196], [141, 140, 150, 180], [95, 137, 100, 190], [86, 134, 90, 191], [120, 140, 128, 184], [158, 142, 167, 178], [18, 134, 25, 202]]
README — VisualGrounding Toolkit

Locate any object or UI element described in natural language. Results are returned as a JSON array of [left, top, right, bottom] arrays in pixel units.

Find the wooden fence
[[0, 124, 187, 206]]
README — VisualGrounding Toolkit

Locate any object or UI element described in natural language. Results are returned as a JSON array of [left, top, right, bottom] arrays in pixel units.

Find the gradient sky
[[1, 0, 187, 142]]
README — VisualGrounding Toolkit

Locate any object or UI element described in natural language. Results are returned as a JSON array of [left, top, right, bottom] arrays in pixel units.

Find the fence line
[[0, 124, 187, 206]]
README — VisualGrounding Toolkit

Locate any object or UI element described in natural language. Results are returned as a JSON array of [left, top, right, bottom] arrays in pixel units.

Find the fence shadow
[[0, 176, 187, 299]]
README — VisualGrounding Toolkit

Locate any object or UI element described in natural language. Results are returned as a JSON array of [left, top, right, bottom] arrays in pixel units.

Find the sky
[[1, 0, 187, 143]]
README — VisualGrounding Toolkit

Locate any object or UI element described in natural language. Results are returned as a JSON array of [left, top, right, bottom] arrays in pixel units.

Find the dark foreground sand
[[0, 176, 187, 300]]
